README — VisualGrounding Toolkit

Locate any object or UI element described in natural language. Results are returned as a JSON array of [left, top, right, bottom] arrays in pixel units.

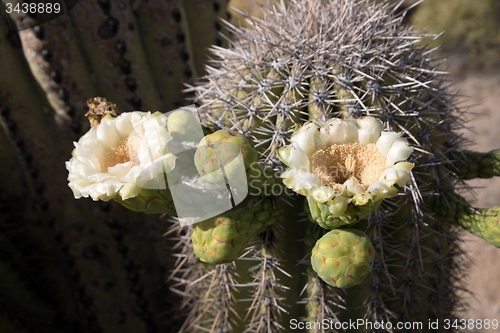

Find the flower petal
[[343, 177, 364, 195], [392, 162, 414, 186], [319, 118, 358, 146], [367, 181, 389, 195], [96, 117, 122, 149], [285, 142, 311, 171], [385, 138, 413, 166], [378, 167, 409, 187], [67, 111, 177, 203], [119, 183, 140, 200], [135, 153, 177, 190], [352, 192, 374, 206], [310, 186, 336, 203], [356, 117, 383, 144], [376, 132, 401, 157], [114, 112, 135, 138], [290, 122, 321, 157], [281, 168, 322, 193]]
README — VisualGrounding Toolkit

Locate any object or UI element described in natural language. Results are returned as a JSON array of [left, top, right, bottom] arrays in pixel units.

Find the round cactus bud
[[192, 198, 283, 264], [194, 129, 281, 196], [194, 130, 258, 185], [311, 229, 375, 289], [166, 108, 203, 144], [166, 108, 206, 158]]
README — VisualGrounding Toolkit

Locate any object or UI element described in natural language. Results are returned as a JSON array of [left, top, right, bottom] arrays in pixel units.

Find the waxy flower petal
[[290, 122, 321, 156], [66, 111, 177, 202], [278, 116, 414, 229]]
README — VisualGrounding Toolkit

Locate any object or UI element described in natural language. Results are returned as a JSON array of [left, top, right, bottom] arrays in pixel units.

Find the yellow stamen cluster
[[101, 136, 142, 171], [311, 142, 386, 191]]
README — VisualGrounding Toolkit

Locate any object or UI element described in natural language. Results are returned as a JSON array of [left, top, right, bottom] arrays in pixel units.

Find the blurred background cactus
[[0, 0, 231, 332], [2, 0, 500, 333], [411, 0, 500, 68]]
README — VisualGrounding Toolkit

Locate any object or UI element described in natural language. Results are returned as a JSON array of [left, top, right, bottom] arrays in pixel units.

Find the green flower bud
[[192, 198, 283, 264], [194, 130, 281, 196], [311, 229, 375, 289]]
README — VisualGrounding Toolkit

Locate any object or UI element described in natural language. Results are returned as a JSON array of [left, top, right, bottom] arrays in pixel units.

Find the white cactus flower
[[277, 117, 414, 228], [66, 112, 177, 202]]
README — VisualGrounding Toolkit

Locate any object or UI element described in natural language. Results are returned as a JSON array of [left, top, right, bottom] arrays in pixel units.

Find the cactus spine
[[3, 0, 500, 332], [189, 0, 500, 330]]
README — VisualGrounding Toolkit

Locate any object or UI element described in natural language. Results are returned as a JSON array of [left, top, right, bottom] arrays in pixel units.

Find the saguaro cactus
[[184, 0, 500, 331], [3, 0, 500, 333]]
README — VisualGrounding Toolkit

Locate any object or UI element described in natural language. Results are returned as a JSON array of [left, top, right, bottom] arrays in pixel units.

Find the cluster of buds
[[66, 99, 414, 289]]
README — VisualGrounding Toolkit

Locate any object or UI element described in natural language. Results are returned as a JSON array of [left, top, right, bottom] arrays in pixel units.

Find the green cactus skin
[[189, 0, 500, 330], [8, 2, 97, 141], [67, 1, 163, 113], [456, 206, 500, 246], [0, 259, 56, 330], [311, 229, 375, 289], [437, 194, 500, 247], [0, 26, 169, 329], [454, 149, 500, 180], [113, 188, 177, 215], [192, 198, 283, 264], [300, 222, 344, 330]]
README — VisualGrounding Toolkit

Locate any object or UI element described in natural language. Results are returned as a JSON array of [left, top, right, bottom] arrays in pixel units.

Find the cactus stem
[[453, 149, 500, 180]]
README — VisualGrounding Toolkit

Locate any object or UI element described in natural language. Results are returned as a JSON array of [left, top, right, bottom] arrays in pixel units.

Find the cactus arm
[[453, 149, 500, 180], [441, 195, 500, 247], [182, 0, 229, 78], [242, 225, 289, 332], [0, 106, 84, 331], [169, 223, 209, 332], [169, 222, 237, 332], [240, 198, 306, 332], [8, 5, 98, 141], [68, 1, 163, 112], [0, 12, 154, 333], [132, 0, 196, 111], [0, 259, 57, 331], [0, 313, 28, 333]]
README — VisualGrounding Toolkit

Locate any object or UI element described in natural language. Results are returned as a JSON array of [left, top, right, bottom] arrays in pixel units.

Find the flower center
[[102, 136, 142, 171], [311, 142, 386, 191]]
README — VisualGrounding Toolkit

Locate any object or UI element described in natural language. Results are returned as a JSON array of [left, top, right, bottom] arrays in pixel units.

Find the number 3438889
[[444, 319, 498, 330], [5, 2, 61, 14]]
